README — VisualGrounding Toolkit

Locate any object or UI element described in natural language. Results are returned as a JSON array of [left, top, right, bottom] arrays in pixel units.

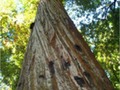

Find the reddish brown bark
[[17, 0, 114, 90]]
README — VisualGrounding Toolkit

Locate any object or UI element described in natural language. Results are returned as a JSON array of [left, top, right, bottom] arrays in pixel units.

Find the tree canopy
[[0, 0, 119, 90]]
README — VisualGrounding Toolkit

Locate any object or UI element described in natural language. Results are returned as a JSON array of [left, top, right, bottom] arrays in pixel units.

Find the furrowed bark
[[16, 0, 114, 90]]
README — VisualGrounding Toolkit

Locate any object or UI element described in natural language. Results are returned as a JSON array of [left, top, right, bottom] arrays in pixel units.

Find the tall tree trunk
[[17, 0, 114, 90]]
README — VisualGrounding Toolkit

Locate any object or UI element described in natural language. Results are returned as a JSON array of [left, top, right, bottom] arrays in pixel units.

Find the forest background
[[0, 0, 119, 90]]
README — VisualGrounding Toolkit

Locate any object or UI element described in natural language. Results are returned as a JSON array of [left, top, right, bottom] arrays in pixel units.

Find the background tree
[[0, 0, 39, 89]]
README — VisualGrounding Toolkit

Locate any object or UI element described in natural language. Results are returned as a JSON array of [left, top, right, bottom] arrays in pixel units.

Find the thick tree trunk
[[17, 0, 114, 90]]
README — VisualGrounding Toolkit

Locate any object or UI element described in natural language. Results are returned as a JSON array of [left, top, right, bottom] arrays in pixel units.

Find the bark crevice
[[17, 0, 114, 90]]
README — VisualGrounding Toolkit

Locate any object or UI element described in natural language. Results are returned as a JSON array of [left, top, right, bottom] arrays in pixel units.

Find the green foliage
[[82, 9, 120, 88], [75, 0, 101, 11], [80, 8, 119, 90], [65, 0, 119, 89], [0, 0, 39, 89]]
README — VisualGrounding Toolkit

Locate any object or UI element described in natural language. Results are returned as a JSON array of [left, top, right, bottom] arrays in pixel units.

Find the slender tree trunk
[[17, 0, 114, 90]]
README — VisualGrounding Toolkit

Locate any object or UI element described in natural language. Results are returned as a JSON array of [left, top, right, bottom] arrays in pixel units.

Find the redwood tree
[[16, 0, 114, 90]]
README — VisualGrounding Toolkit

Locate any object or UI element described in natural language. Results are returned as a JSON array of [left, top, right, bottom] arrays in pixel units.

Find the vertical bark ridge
[[40, 0, 94, 89], [55, 25, 96, 89], [17, 0, 114, 90], [66, 17, 112, 89]]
